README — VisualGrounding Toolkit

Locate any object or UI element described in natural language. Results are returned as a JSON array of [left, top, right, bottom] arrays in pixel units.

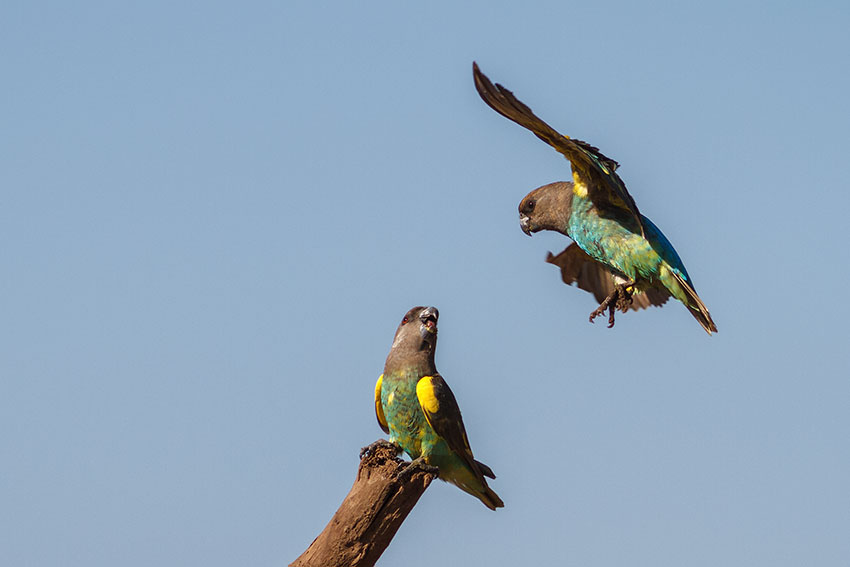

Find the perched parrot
[[473, 63, 717, 334], [372, 306, 503, 510]]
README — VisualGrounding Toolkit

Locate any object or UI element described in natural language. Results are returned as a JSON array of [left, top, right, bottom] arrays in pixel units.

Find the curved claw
[[395, 457, 439, 482], [589, 281, 635, 329], [589, 307, 605, 324]]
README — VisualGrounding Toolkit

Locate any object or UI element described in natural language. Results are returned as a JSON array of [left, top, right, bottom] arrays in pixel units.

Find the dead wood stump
[[290, 441, 435, 567]]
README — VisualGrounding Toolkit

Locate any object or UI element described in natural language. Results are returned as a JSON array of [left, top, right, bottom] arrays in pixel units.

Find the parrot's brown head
[[384, 306, 439, 374], [519, 181, 574, 236], [393, 306, 438, 350]]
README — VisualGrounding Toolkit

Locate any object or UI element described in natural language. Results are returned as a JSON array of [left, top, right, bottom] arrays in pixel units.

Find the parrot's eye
[[402, 316, 410, 325], [524, 199, 535, 213]]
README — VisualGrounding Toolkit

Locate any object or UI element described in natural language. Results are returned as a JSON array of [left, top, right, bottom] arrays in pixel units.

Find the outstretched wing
[[374, 374, 389, 434], [546, 244, 670, 310], [473, 62, 644, 236], [416, 374, 485, 475]]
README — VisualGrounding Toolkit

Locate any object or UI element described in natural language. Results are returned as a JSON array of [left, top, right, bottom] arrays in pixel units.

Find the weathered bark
[[290, 442, 435, 567]]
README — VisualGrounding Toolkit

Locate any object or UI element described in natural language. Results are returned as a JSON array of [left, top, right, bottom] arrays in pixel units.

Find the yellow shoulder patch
[[572, 171, 589, 198], [416, 376, 440, 415], [374, 374, 388, 432]]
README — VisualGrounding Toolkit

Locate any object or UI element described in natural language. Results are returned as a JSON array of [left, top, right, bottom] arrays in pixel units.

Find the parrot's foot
[[589, 282, 635, 328], [395, 457, 439, 482], [359, 439, 400, 460]]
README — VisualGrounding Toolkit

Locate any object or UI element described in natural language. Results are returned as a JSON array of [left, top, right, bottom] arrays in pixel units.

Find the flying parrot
[[373, 306, 504, 510], [473, 63, 717, 334]]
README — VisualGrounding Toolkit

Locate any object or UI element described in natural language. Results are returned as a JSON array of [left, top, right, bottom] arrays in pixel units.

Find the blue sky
[[2, 1, 849, 566]]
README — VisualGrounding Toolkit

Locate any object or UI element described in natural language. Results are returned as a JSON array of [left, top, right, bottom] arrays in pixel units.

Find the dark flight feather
[[418, 374, 491, 480], [546, 244, 670, 310], [473, 62, 645, 237]]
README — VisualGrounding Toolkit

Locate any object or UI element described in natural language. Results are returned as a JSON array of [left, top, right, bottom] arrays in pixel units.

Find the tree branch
[[290, 441, 436, 567]]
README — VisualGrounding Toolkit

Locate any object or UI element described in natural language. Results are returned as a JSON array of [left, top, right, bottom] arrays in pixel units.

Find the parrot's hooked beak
[[419, 306, 439, 343], [519, 214, 532, 236]]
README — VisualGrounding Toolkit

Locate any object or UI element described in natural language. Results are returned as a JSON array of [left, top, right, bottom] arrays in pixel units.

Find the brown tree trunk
[[290, 442, 435, 567]]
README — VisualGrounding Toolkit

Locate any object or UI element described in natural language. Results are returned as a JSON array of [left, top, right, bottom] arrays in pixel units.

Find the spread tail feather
[[478, 484, 505, 510], [475, 459, 496, 479], [472, 459, 502, 509], [448, 460, 504, 510], [671, 271, 717, 335]]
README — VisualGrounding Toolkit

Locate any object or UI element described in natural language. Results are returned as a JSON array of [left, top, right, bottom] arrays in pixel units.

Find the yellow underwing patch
[[572, 171, 589, 198]]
